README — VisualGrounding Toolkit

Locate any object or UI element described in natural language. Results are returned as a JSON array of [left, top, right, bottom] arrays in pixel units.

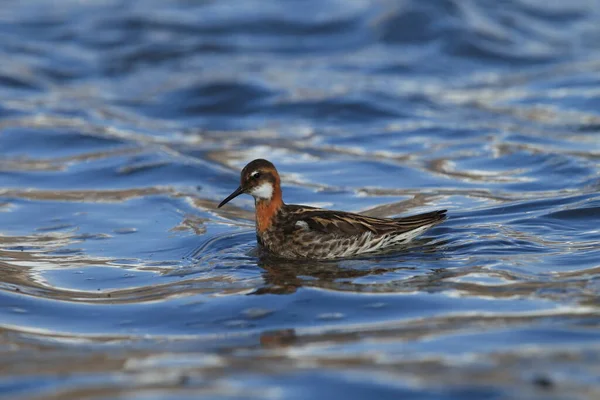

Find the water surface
[[1, 0, 600, 399]]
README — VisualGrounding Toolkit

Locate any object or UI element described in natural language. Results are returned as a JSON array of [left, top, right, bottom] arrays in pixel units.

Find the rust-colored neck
[[255, 182, 283, 233]]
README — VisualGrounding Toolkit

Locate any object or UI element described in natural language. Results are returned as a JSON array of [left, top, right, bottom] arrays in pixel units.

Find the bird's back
[[260, 205, 447, 259]]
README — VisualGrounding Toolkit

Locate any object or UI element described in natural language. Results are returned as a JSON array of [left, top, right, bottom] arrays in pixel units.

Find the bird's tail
[[392, 209, 447, 231]]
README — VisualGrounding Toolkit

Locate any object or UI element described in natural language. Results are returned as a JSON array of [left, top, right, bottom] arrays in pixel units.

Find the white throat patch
[[250, 182, 273, 200]]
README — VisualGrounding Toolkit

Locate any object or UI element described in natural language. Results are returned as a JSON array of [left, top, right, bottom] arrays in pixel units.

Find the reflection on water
[[1, 0, 600, 398]]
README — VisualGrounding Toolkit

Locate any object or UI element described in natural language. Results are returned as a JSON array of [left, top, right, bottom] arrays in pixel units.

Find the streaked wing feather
[[288, 206, 447, 236]]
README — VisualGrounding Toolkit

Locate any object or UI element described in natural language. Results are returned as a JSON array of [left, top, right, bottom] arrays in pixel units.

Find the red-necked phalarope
[[218, 159, 447, 259]]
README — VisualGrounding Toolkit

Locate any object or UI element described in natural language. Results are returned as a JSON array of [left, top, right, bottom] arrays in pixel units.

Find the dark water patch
[[0, 128, 127, 158], [459, 193, 597, 219], [0, 73, 41, 92], [376, 0, 459, 45], [150, 81, 275, 119]]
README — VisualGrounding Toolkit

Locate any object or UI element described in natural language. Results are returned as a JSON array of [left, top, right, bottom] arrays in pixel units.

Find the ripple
[[146, 81, 275, 119], [0, 0, 600, 398]]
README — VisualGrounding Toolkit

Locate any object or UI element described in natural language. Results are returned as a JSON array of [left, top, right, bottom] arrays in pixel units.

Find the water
[[1, 0, 599, 398]]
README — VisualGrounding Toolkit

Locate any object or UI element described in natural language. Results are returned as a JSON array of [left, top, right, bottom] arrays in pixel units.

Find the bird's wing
[[287, 206, 447, 237]]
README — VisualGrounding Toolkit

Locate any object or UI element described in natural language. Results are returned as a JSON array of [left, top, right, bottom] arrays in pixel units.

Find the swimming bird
[[218, 159, 446, 259]]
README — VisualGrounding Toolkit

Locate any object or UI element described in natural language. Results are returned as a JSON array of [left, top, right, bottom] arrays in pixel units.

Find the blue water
[[1, 0, 600, 399]]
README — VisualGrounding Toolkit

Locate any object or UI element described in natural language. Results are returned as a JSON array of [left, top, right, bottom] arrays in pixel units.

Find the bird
[[218, 159, 447, 260]]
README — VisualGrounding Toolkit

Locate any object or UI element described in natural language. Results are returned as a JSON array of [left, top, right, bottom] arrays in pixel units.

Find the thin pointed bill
[[218, 186, 245, 208]]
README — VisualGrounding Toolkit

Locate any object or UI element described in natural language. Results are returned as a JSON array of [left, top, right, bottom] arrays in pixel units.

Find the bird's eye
[[251, 171, 261, 179]]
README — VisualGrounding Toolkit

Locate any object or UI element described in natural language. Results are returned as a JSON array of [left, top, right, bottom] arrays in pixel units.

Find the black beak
[[218, 186, 245, 208]]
